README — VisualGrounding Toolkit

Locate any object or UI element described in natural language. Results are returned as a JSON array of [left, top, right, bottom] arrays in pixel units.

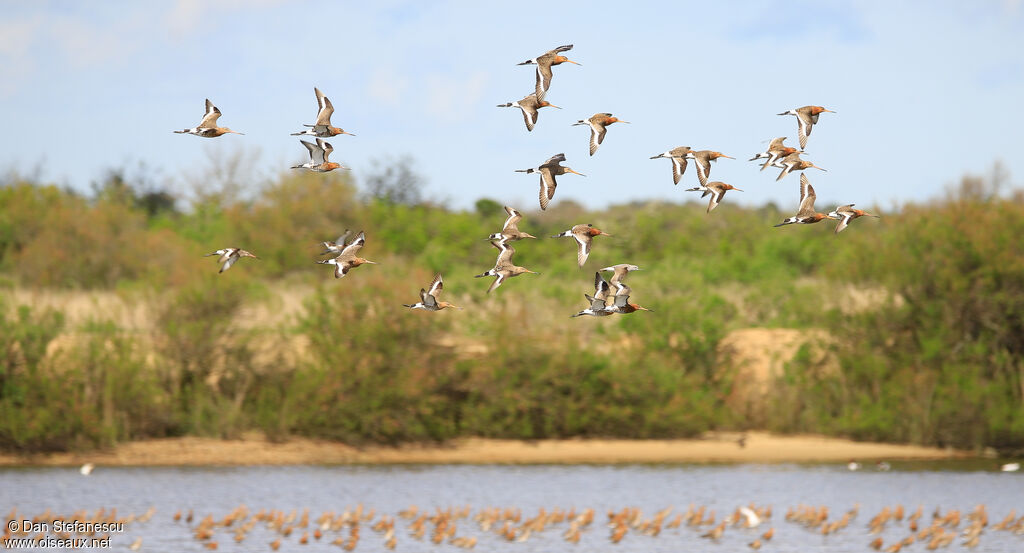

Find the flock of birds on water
[[179, 44, 879, 318], [7, 501, 1024, 551]]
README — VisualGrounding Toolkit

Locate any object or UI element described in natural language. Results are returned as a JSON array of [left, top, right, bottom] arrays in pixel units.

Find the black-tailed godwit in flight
[[573, 113, 629, 156], [551, 224, 611, 267], [292, 87, 355, 138], [517, 44, 580, 99], [515, 153, 585, 210], [778, 105, 835, 150], [175, 99, 243, 138]]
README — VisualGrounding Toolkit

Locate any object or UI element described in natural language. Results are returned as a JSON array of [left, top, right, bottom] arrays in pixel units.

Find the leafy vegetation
[[1, 164, 1022, 454]]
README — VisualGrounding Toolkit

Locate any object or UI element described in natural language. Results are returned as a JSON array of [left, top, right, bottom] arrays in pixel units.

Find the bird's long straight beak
[[600, 232, 613, 237], [549, 104, 562, 109], [720, 154, 735, 159], [565, 59, 581, 65], [569, 169, 586, 176], [733, 188, 744, 192], [343, 131, 356, 136], [815, 166, 828, 171]]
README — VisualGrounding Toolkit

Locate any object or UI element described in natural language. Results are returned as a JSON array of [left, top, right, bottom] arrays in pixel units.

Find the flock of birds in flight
[[176, 44, 879, 318], [8, 500, 1024, 552]]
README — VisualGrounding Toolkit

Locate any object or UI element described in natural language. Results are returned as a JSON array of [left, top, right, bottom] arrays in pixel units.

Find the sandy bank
[[0, 432, 969, 467]]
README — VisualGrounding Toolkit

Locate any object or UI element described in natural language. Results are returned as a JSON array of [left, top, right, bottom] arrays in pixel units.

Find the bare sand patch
[[0, 432, 967, 467]]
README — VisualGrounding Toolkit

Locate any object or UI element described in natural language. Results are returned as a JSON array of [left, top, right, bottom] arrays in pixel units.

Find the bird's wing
[[427, 274, 444, 299], [797, 174, 817, 215], [335, 260, 352, 279], [796, 113, 812, 150], [612, 293, 630, 308], [573, 232, 592, 267], [422, 288, 438, 308], [487, 270, 507, 293], [314, 88, 335, 127], [340, 231, 366, 256], [589, 123, 605, 156], [539, 170, 556, 210], [536, 64, 554, 99], [833, 212, 852, 234], [708, 186, 726, 213], [198, 99, 222, 128], [694, 156, 711, 187], [220, 253, 238, 273], [300, 140, 319, 163], [521, 104, 538, 131], [593, 271, 610, 300], [502, 206, 522, 232], [541, 153, 567, 167], [494, 239, 515, 266], [315, 138, 332, 164], [671, 156, 687, 185]]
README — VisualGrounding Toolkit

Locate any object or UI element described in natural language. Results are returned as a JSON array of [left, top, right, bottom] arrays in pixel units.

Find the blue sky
[[2, 1, 1023, 212]]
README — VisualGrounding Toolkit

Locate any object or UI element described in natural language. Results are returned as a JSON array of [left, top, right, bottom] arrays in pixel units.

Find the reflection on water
[[3, 462, 1022, 552]]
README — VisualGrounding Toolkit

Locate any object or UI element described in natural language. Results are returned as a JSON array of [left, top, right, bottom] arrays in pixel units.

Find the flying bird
[[749, 137, 798, 172], [571, 272, 613, 318], [775, 174, 830, 227], [475, 238, 537, 293], [650, 147, 693, 185], [686, 150, 734, 189], [690, 181, 743, 213], [319, 230, 352, 255], [515, 153, 585, 210], [551, 223, 612, 267], [292, 138, 348, 172], [204, 248, 258, 273], [778, 105, 835, 150], [775, 152, 826, 181], [827, 204, 880, 234], [517, 44, 580, 99], [174, 99, 243, 138], [497, 93, 560, 131], [291, 87, 355, 138], [486, 206, 537, 241], [316, 231, 376, 278], [403, 274, 462, 311], [573, 113, 629, 156]]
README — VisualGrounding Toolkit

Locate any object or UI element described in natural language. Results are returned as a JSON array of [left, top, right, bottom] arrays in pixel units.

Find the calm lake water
[[2, 461, 1022, 552]]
